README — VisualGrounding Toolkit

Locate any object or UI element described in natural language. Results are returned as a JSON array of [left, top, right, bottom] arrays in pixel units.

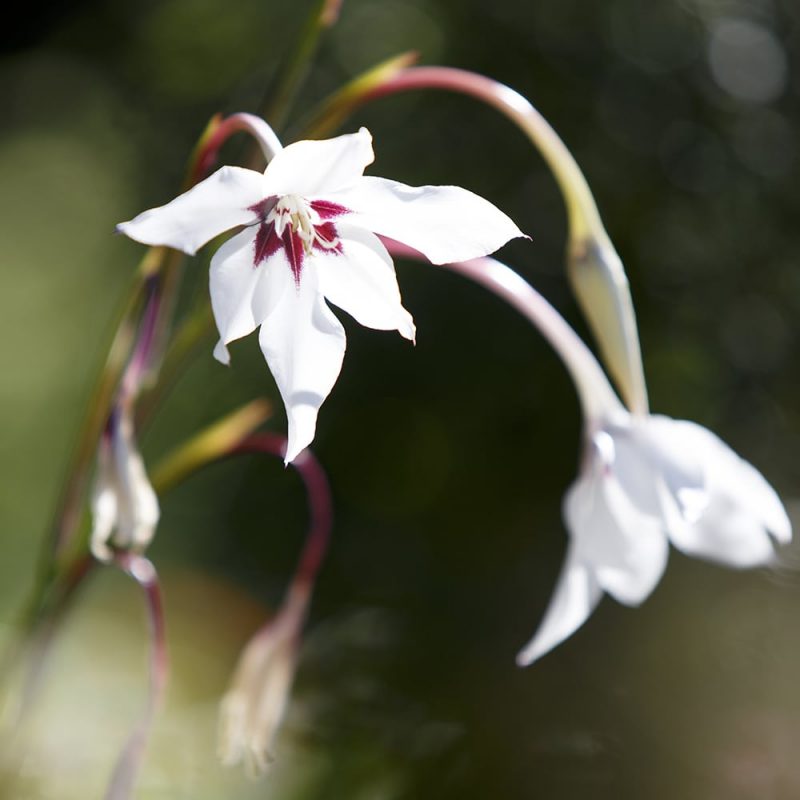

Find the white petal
[[609, 416, 705, 521], [209, 227, 293, 365], [90, 455, 118, 562], [209, 229, 261, 357], [117, 166, 266, 256], [516, 545, 602, 666], [668, 491, 776, 567], [327, 176, 525, 265], [645, 417, 790, 565], [651, 416, 790, 544], [111, 419, 160, 550], [258, 263, 346, 463], [262, 128, 374, 198], [316, 223, 415, 340], [566, 472, 668, 606], [214, 339, 232, 365]]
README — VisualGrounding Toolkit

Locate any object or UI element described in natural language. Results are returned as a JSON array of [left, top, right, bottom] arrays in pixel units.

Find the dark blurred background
[[2, 0, 800, 797]]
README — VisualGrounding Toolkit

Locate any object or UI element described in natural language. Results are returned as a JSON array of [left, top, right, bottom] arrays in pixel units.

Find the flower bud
[[90, 409, 160, 562], [567, 232, 649, 416], [218, 585, 309, 776]]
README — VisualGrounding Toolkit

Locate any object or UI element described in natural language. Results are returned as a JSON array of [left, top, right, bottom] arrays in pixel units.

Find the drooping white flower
[[118, 126, 525, 462], [405, 254, 791, 667], [218, 585, 309, 776], [90, 408, 160, 562], [517, 409, 791, 666]]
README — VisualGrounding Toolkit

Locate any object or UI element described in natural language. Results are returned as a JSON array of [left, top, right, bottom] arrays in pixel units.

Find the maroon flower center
[[247, 196, 349, 285]]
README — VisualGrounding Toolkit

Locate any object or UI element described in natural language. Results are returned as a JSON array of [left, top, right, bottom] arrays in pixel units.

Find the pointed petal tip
[[283, 443, 304, 466], [90, 538, 114, 564], [770, 503, 792, 545], [512, 623, 563, 670], [400, 318, 416, 343], [284, 412, 315, 465], [424, 218, 528, 266], [213, 339, 232, 365], [515, 645, 538, 668]]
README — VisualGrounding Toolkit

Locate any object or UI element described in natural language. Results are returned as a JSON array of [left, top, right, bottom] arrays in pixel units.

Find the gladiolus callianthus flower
[[118, 126, 525, 461], [517, 407, 791, 665], [437, 255, 792, 667]]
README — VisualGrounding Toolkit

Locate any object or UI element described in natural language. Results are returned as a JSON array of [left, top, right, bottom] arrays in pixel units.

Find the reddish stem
[[231, 434, 333, 591], [103, 554, 167, 800], [382, 239, 621, 422], [355, 66, 601, 238], [189, 113, 282, 185]]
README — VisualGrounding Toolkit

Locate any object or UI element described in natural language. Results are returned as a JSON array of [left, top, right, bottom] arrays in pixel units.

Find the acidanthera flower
[[118, 126, 525, 462], [516, 406, 792, 666], [90, 407, 160, 562], [414, 253, 791, 667]]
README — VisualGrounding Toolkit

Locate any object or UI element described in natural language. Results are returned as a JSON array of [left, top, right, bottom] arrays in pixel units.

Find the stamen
[[257, 194, 345, 280]]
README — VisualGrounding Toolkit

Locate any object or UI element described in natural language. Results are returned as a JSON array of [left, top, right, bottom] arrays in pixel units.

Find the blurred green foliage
[[1, 0, 800, 797]]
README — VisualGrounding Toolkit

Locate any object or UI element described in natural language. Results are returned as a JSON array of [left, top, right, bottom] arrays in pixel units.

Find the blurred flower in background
[[519, 411, 791, 666]]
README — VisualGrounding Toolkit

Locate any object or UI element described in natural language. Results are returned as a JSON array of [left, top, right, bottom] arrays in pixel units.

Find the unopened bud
[[567, 233, 649, 416], [90, 409, 160, 562], [218, 585, 309, 777]]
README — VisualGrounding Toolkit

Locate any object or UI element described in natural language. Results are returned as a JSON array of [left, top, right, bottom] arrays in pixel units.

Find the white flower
[[118, 126, 525, 462], [90, 408, 160, 562], [517, 409, 791, 666]]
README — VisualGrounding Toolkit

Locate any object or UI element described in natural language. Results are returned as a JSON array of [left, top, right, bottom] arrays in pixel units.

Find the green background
[[1, 0, 799, 797]]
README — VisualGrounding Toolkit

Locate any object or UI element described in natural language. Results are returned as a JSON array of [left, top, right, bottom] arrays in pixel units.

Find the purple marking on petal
[[248, 196, 278, 222], [312, 221, 344, 255], [310, 199, 350, 220], [253, 221, 282, 267], [283, 228, 305, 286]]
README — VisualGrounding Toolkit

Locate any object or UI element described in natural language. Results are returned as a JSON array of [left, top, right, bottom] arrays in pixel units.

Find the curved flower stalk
[[188, 112, 283, 188], [303, 65, 649, 416], [89, 285, 163, 563], [383, 242, 791, 665], [218, 436, 332, 775], [104, 554, 167, 800], [517, 410, 791, 665], [118, 123, 526, 463], [88, 115, 284, 564]]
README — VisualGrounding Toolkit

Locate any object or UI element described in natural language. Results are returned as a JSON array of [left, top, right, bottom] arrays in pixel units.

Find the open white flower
[[118, 126, 524, 461], [517, 409, 791, 665], [90, 408, 160, 562]]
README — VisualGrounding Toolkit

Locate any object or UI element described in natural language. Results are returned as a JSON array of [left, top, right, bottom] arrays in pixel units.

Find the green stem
[[4, 399, 272, 731], [17, 3, 340, 724], [290, 51, 418, 141], [261, 0, 343, 134], [150, 399, 272, 494], [135, 302, 216, 431], [44, 250, 163, 563], [27, 114, 270, 649]]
